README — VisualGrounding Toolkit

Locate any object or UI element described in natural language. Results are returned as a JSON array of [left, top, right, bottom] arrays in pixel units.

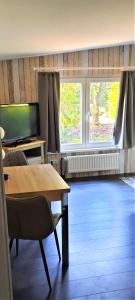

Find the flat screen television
[[0, 103, 40, 145]]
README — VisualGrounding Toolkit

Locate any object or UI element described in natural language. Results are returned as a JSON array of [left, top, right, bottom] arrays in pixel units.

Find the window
[[60, 78, 120, 150]]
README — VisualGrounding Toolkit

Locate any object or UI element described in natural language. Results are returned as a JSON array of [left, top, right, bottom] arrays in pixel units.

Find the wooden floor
[[11, 178, 135, 300]]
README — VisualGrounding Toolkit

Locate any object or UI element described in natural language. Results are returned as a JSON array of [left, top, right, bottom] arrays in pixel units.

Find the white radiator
[[67, 153, 120, 173]]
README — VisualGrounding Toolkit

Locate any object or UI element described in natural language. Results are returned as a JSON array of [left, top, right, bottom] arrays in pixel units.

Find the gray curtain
[[38, 72, 60, 153], [113, 71, 135, 149]]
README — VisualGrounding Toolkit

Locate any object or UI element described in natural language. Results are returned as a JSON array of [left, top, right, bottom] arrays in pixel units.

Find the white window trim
[[60, 77, 120, 152]]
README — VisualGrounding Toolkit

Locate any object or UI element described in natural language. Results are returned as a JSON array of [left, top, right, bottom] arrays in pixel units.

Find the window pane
[[89, 81, 120, 142], [60, 83, 82, 144]]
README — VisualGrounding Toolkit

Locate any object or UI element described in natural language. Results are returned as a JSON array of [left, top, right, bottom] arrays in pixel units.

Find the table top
[[4, 164, 70, 201]]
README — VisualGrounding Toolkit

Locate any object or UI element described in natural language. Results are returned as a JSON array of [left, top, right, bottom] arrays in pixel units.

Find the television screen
[[0, 103, 40, 144]]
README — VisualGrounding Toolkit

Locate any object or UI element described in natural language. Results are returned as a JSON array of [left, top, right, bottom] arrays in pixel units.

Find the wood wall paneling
[[0, 61, 5, 103], [113, 47, 118, 76], [98, 47, 104, 76], [29, 57, 37, 102], [42, 55, 54, 68], [123, 44, 130, 67], [7, 60, 14, 103], [39, 56, 44, 68], [18, 58, 25, 103], [53, 53, 63, 69], [24, 58, 31, 102], [78, 50, 89, 77], [34, 57, 40, 101], [119, 46, 124, 68], [12, 59, 20, 103], [3, 61, 9, 103], [103, 47, 110, 77], [130, 44, 135, 66], [92, 48, 99, 77], [0, 43, 134, 105], [88, 49, 93, 77]]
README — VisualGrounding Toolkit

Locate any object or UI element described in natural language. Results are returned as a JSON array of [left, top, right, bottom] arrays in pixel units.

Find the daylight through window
[[60, 79, 120, 150]]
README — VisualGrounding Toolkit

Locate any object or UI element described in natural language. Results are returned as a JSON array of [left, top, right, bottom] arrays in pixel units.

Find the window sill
[[61, 145, 120, 154]]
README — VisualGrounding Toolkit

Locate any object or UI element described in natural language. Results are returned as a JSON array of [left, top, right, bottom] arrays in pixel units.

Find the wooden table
[[4, 164, 70, 266]]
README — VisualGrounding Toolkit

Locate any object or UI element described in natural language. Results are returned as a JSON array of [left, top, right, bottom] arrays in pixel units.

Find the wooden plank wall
[[0, 44, 134, 104]]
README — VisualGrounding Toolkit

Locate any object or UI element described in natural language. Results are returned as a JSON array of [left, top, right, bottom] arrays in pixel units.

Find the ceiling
[[0, 0, 134, 59]]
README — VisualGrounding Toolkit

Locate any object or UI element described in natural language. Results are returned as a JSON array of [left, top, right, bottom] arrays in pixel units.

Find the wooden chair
[[6, 195, 62, 291]]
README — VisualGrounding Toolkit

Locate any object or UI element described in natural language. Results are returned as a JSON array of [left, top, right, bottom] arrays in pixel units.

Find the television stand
[[3, 139, 46, 164]]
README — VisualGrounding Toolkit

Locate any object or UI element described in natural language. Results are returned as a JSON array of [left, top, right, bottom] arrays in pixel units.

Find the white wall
[[0, 143, 13, 300], [0, 0, 133, 58]]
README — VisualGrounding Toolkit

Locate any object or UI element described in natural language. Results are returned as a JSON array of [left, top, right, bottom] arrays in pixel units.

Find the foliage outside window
[[89, 82, 120, 142], [60, 79, 120, 150], [60, 83, 82, 144]]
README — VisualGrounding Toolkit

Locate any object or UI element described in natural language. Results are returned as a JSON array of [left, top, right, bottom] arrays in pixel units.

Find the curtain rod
[[34, 66, 135, 72]]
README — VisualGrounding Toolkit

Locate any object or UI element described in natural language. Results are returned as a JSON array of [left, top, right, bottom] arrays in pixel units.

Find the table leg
[[61, 192, 69, 267], [41, 144, 45, 164]]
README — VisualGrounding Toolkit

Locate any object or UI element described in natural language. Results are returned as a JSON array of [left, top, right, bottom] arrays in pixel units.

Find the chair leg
[[54, 229, 61, 261], [16, 239, 19, 257], [9, 238, 13, 252], [39, 240, 52, 291]]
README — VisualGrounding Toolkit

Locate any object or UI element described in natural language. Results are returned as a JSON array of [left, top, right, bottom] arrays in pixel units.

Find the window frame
[[60, 77, 120, 151]]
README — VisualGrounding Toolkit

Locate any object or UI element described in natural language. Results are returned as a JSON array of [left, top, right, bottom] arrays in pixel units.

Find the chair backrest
[[3, 151, 28, 167], [6, 196, 54, 240]]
